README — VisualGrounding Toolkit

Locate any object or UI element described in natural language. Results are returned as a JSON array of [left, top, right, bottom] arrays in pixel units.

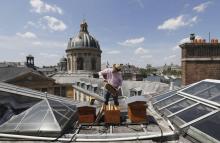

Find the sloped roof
[[0, 66, 54, 83], [0, 67, 31, 82]]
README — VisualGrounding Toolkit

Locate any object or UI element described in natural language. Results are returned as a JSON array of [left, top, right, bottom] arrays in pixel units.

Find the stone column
[[73, 55, 76, 72]]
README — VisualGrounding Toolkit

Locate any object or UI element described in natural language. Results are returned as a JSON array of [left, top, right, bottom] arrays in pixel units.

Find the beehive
[[77, 104, 96, 123], [104, 104, 120, 124], [126, 96, 147, 123], [128, 101, 147, 123]]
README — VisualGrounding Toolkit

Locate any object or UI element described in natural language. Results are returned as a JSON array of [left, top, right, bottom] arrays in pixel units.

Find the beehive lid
[[126, 96, 147, 105]]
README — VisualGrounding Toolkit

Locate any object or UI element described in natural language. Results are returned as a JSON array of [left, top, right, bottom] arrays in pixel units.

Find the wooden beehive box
[[126, 96, 147, 123], [104, 104, 120, 124], [77, 104, 96, 123]]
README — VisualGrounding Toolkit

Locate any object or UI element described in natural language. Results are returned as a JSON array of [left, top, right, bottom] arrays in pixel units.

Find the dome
[[67, 21, 100, 50], [60, 57, 67, 62], [27, 54, 34, 58]]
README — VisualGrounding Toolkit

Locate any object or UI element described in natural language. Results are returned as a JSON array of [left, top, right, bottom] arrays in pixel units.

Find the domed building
[[58, 57, 67, 72], [66, 20, 102, 74]]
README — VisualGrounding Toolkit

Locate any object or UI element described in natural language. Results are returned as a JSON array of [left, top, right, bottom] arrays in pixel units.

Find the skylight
[[152, 79, 220, 143]]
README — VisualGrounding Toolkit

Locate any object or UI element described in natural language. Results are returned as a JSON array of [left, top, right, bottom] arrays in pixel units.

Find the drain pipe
[[0, 131, 176, 142], [0, 133, 69, 142]]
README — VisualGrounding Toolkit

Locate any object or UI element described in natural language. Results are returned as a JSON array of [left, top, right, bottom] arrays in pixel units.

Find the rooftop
[[0, 79, 219, 142]]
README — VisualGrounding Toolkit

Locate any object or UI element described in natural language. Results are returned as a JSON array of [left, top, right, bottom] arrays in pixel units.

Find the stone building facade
[[58, 57, 67, 72], [180, 42, 220, 85], [66, 21, 102, 74]]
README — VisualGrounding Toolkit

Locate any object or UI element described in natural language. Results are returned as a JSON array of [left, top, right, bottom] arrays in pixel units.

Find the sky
[[0, 0, 219, 67]]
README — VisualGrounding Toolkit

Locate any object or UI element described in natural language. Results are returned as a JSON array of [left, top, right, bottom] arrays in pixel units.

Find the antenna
[[82, 14, 86, 22]]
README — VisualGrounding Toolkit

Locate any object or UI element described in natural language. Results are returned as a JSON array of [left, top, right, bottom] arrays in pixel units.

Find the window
[[77, 57, 84, 70], [91, 58, 96, 70]]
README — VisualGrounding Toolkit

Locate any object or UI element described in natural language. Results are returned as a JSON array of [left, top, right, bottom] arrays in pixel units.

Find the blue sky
[[0, 0, 219, 67]]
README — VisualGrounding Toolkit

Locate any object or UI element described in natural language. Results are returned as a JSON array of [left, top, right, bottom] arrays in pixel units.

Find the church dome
[[59, 57, 67, 62], [67, 21, 100, 49]]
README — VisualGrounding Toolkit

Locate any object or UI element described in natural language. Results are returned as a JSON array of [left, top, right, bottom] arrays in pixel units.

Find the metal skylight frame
[[187, 126, 220, 143], [152, 89, 179, 104], [167, 103, 199, 118], [188, 111, 220, 143], [0, 82, 79, 105], [178, 79, 220, 108], [158, 98, 185, 110], [157, 92, 219, 118], [179, 109, 219, 129], [153, 93, 179, 105], [153, 79, 220, 136]]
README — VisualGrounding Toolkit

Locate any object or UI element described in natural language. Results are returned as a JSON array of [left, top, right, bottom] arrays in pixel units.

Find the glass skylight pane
[[21, 110, 47, 124], [0, 123, 18, 131], [154, 95, 183, 109], [210, 95, 220, 104], [40, 111, 60, 131], [167, 99, 196, 113], [152, 90, 177, 103], [192, 112, 220, 141], [0, 91, 42, 126], [170, 104, 214, 126], [53, 110, 68, 128], [161, 99, 196, 116], [48, 99, 71, 118], [192, 83, 220, 99], [17, 100, 48, 131], [19, 123, 42, 131], [7, 112, 26, 124], [181, 81, 216, 95], [181, 81, 220, 105]]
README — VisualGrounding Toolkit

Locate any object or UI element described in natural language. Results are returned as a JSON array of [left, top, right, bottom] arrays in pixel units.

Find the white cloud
[[172, 46, 180, 51], [32, 41, 42, 46], [39, 53, 59, 58], [164, 55, 177, 60], [107, 50, 120, 54], [158, 15, 198, 30], [30, 0, 62, 14], [193, 2, 211, 13], [32, 40, 66, 48], [134, 47, 148, 55], [24, 21, 38, 29], [140, 55, 152, 59], [118, 37, 145, 46], [16, 32, 37, 39], [0, 34, 65, 49], [43, 16, 67, 31], [0, 34, 66, 66]]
